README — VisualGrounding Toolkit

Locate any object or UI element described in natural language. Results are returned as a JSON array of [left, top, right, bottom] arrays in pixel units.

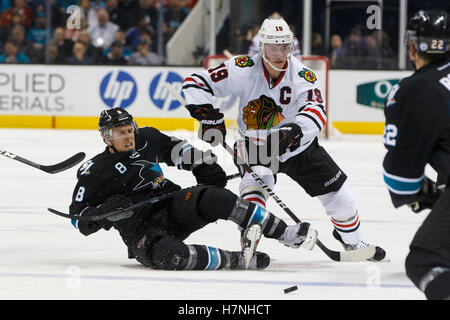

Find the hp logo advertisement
[[100, 71, 137, 109], [99, 70, 185, 111], [149, 71, 185, 111]]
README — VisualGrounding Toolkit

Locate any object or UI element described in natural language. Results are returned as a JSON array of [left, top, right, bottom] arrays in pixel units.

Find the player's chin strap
[[261, 53, 290, 72]]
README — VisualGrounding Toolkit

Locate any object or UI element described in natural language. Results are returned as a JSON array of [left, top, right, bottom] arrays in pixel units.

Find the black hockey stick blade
[[226, 173, 240, 180], [0, 148, 86, 174], [38, 152, 86, 174], [48, 192, 175, 222], [48, 207, 130, 222]]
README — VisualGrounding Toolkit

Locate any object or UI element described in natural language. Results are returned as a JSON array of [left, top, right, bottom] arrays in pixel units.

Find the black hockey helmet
[[406, 9, 450, 54], [99, 107, 138, 140]]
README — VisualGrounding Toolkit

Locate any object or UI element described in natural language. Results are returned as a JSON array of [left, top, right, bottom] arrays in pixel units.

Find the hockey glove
[[266, 123, 303, 157], [192, 162, 227, 188], [186, 104, 226, 146], [99, 195, 134, 222], [408, 177, 443, 213]]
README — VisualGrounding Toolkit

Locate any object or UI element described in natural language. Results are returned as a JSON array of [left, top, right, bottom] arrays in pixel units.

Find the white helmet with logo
[[258, 18, 294, 71]]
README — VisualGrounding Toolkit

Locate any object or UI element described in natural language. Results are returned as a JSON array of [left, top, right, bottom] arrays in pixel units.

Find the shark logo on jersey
[[242, 95, 285, 130], [79, 160, 94, 176], [131, 160, 166, 191], [385, 84, 400, 108], [298, 68, 317, 84], [234, 56, 254, 68]]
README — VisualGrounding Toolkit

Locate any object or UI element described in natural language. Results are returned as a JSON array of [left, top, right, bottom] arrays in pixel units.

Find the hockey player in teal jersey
[[382, 9, 450, 299]]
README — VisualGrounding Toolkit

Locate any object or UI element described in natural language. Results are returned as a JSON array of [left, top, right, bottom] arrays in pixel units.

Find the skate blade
[[301, 228, 318, 251], [242, 224, 262, 269]]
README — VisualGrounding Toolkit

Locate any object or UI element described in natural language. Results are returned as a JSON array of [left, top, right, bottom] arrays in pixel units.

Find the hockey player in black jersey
[[382, 9, 450, 299], [69, 107, 317, 271]]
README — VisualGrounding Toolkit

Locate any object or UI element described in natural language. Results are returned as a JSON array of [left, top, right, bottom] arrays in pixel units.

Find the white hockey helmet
[[258, 18, 293, 45], [258, 18, 294, 71]]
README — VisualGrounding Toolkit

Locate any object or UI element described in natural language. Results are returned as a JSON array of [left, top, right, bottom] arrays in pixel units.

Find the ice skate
[[279, 222, 318, 250], [333, 229, 389, 262], [241, 222, 263, 269], [230, 251, 270, 270]]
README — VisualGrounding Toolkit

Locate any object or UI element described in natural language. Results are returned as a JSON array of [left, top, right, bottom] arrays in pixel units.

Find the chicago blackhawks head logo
[[242, 95, 285, 130], [299, 68, 317, 84], [234, 56, 254, 68]]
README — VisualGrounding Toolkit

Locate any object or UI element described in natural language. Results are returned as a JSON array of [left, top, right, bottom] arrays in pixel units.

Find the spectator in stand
[[87, 8, 119, 49], [103, 29, 132, 60], [311, 32, 325, 56], [0, 10, 21, 42], [34, 0, 65, 28], [127, 33, 162, 65], [365, 30, 396, 69], [162, 0, 189, 40], [100, 39, 126, 65], [55, 0, 77, 10], [50, 27, 74, 61], [79, 0, 99, 29], [48, 42, 65, 64], [329, 33, 343, 68], [0, 0, 33, 28], [0, 39, 29, 63], [105, 0, 128, 31], [66, 40, 94, 64], [8, 24, 32, 57], [26, 11, 52, 62], [125, 12, 155, 51], [335, 26, 368, 69], [78, 29, 103, 62], [127, 0, 158, 33]]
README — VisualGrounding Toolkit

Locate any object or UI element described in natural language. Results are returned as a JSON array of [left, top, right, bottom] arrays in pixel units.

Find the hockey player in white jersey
[[182, 18, 387, 261]]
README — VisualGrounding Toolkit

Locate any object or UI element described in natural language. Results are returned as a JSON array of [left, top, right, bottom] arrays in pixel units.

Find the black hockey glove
[[186, 104, 226, 146], [192, 163, 227, 188], [266, 123, 303, 157], [99, 194, 134, 222], [408, 177, 443, 213]]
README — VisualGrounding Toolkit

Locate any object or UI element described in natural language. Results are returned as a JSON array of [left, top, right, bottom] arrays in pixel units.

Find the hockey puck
[[284, 285, 298, 294]]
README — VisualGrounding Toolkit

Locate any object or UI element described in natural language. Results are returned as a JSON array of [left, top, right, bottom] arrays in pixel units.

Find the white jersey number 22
[[383, 123, 397, 146]]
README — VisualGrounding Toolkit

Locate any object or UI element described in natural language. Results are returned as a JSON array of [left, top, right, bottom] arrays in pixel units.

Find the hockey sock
[[185, 245, 233, 270], [330, 210, 362, 244], [241, 189, 267, 208], [228, 198, 286, 239]]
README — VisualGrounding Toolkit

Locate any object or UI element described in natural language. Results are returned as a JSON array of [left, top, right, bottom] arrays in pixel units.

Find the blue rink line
[[0, 272, 414, 289]]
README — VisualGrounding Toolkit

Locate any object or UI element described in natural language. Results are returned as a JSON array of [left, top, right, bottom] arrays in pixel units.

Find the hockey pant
[[405, 187, 450, 300], [236, 138, 362, 245]]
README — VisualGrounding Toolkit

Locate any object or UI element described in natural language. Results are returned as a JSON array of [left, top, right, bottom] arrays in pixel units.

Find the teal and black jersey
[[383, 57, 450, 208]]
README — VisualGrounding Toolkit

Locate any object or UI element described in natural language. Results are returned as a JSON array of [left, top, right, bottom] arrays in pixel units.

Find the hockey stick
[[165, 83, 376, 262], [48, 192, 175, 222], [0, 148, 86, 174], [48, 173, 241, 221]]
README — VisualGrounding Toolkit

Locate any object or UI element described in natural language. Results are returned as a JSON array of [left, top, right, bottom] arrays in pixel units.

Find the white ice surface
[[0, 129, 427, 300]]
